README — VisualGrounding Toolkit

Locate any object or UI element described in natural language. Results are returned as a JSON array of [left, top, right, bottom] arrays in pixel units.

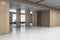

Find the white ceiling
[[10, 1, 48, 12], [29, 0, 60, 9]]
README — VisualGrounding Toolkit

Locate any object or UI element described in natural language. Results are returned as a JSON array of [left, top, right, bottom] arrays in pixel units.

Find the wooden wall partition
[[0, 0, 10, 34], [50, 8, 60, 27], [37, 10, 50, 27], [32, 11, 37, 26], [37, 12, 41, 26], [37, 8, 60, 27]]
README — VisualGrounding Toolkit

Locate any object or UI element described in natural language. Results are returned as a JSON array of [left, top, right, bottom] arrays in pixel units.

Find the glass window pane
[[21, 10, 25, 13], [21, 15, 25, 22], [10, 9, 16, 12], [12, 14, 16, 22]]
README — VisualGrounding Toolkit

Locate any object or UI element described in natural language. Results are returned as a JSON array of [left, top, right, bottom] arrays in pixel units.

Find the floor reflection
[[0, 24, 60, 40]]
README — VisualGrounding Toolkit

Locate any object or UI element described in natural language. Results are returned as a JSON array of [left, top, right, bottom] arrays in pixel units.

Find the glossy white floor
[[0, 24, 60, 40]]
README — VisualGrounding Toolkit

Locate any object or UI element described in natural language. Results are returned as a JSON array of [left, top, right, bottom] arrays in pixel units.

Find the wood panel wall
[[50, 8, 60, 27], [37, 10, 50, 27], [0, 1, 10, 34], [37, 8, 60, 27], [32, 11, 37, 26]]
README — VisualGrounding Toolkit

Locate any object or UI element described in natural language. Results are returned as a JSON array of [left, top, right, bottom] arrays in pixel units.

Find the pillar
[[16, 9, 21, 28], [0, 0, 10, 34], [32, 11, 37, 26], [25, 9, 30, 26]]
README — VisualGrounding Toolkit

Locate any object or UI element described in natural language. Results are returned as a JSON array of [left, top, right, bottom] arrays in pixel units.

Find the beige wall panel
[[50, 8, 60, 27], [41, 11, 50, 27], [0, 1, 9, 34], [37, 9, 60, 27], [37, 10, 50, 27], [57, 11, 60, 26], [32, 11, 37, 26], [37, 12, 41, 26]]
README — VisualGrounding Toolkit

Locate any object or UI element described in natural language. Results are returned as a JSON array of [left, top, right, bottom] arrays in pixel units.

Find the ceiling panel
[[29, 0, 60, 9], [10, 1, 48, 11], [39, 0, 60, 7]]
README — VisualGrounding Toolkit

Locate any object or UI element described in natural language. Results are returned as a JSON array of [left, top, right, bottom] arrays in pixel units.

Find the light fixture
[[1, 1, 6, 5], [30, 11, 32, 14], [9, 9, 16, 12], [21, 10, 25, 13]]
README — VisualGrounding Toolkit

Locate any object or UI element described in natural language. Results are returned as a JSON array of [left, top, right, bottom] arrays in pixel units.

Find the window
[[12, 14, 16, 22], [10, 9, 16, 12], [21, 10, 25, 13], [21, 15, 25, 22]]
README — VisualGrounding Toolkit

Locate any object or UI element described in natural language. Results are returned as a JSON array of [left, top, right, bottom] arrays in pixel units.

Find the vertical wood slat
[[0, 0, 10, 34], [32, 11, 37, 26]]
